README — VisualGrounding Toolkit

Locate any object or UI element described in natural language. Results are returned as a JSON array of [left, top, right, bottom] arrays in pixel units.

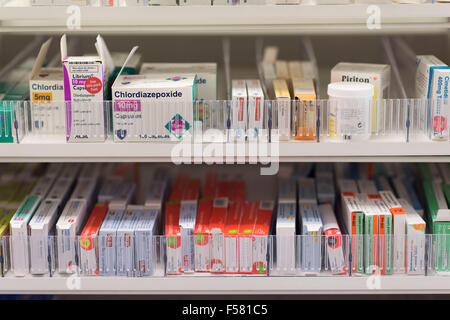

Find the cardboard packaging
[[209, 197, 229, 273], [316, 176, 335, 206], [397, 199, 426, 274], [116, 206, 140, 277], [98, 204, 126, 276], [275, 61, 289, 80], [79, 203, 109, 276], [331, 62, 391, 134], [340, 190, 365, 274], [246, 79, 265, 141], [380, 190, 407, 273], [293, 79, 316, 141], [273, 79, 291, 141], [223, 200, 244, 273], [179, 179, 200, 273], [165, 174, 189, 275], [140, 62, 217, 101], [98, 179, 136, 206], [10, 194, 42, 276], [56, 199, 88, 274], [252, 201, 274, 275], [415, 55, 450, 141], [61, 35, 109, 142], [276, 179, 297, 274], [238, 201, 258, 274], [28, 199, 61, 275], [29, 38, 65, 135], [231, 80, 247, 142], [112, 71, 197, 142], [134, 206, 159, 277], [319, 203, 347, 275]]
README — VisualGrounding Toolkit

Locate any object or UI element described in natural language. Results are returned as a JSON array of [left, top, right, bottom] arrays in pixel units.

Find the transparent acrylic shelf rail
[[1, 99, 448, 145], [1, 234, 448, 278]]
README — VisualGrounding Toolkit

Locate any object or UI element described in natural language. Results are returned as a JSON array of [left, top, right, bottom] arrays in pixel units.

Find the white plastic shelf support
[[0, 5, 448, 35]]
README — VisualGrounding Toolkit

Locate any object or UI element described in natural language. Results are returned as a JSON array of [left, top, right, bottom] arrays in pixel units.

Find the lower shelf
[[1, 275, 449, 295]]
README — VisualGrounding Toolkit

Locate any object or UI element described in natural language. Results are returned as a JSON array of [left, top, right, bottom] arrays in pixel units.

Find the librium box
[[61, 34, 107, 142], [29, 38, 65, 135]]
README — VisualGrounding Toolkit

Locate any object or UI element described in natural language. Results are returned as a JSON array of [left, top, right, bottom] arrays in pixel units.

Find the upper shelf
[[0, 5, 449, 35]]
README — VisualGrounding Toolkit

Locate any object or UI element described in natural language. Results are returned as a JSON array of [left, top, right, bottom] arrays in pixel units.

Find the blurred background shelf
[[0, 5, 449, 35]]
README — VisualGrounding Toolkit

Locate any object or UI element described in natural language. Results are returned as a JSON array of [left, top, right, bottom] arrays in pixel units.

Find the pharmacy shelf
[[1, 138, 450, 162], [0, 275, 449, 295], [0, 5, 448, 35]]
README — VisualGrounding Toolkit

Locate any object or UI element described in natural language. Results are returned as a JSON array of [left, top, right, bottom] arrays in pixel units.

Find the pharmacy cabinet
[[0, 3, 449, 295]]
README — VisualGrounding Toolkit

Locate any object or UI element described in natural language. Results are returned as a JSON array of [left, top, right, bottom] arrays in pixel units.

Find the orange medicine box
[[224, 200, 244, 273], [252, 201, 274, 275], [79, 203, 109, 276], [293, 79, 316, 141], [165, 174, 189, 275], [194, 173, 219, 272], [238, 201, 259, 273]]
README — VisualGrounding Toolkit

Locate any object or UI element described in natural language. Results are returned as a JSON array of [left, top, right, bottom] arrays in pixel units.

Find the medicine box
[[194, 173, 218, 272], [223, 200, 244, 273], [380, 190, 406, 273], [252, 201, 274, 275], [29, 199, 61, 275], [116, 206, 141, 277], [298, 202, 322, 274], [293, 79, 316, 141], [246, 79, 264, 141], [29, 38, 65, 135], [98, 204, 126, 276], [398, 199, 426, 275], [10, 194, 42, 276], [341, 193, 364, 273], [273, 79, 291, 141], [112, 73, 197, 142], [140, 62, 217, 101], [209, 197, 229, 273], [238, 201, 258, 274], [276, 179, 297, 274], [61, 35, 107, 142], [319, 203, 347, 275], [134, 206, 159, 277], [79, 203, 109, 276], [231, 80, 247, 142], [415, 55, 450, 141], [56, 199, 88, 274]]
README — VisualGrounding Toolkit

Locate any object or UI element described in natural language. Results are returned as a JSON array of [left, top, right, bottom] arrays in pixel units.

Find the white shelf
[[1, 138, 449, 162], [0, 5, 448, 34], [0, 275, 449, 294]]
